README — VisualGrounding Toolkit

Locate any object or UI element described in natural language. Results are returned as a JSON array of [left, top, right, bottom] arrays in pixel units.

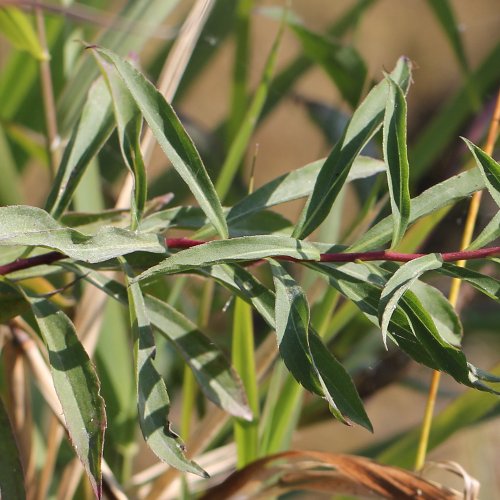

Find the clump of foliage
[[0, 1, 499, 499]]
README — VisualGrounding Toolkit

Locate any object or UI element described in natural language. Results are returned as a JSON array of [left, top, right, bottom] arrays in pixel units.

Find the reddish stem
[[0, 238, 498, 277]]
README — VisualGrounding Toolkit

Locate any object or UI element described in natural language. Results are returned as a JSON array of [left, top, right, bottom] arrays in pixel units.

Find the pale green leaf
[[0, 206, 165, 263], [136, 235, 321, 284], [467, 212, 500, 250]]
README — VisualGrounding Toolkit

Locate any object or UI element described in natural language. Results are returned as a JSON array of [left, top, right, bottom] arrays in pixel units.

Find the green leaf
[[17, 288, 106, 499], [348, 167, 486, 251], [93, 47, 228, 240], [121, 262, 207, 477], [289, 22, 367, 108], [0, 206, 166, 263], [0, 124, 22, 205], [463, 138, 500, 207], [383, 77, 411, 247], [309, 262, 494, 391], [293, 56, 412, 239], [92, 52, 147, 228], [271, 261, 371, 430], [379, 254, 443, 347], [467, 212, 500, 250], [45, 77, 115, 219], [66, 264, 251, 420], [0, 396, 26, 500], [438, 263, 500, 301], [0, 7, 45, 60], [136, 235, 321, 284]]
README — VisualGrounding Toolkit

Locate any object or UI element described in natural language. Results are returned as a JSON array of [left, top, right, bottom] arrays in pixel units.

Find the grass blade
[[232, 298, 259, 467], [293, 57, 412, 239], [95, 47, 228, 239], [215, 12, 285, 200], [383, 77, 411, 247], [121, 261, 207, 477], [0, 7, 45, 60]]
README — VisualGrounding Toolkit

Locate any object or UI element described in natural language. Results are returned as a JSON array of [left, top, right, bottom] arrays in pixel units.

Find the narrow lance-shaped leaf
[[383, 77, 411, 247], [0, 397, 26, 500], [463, 137, 500, 207], [348, 167, 485, 251], [379, 254, 443, 348], [92, 51, 147, 229], [135, 235, 321, 284], [271, 261, 372, 430], [45, 77, 115, 219], [14, 286, 106, 499], [293, 56, 412, 239], [467, 212, 500, 250], [0, 206, 166, 263], [64, 263, 252, 420], [93, 47, 228, 239], [121, 261, 207, 477]]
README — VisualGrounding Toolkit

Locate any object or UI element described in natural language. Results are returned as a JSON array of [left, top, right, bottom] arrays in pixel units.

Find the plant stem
[[1, 244, 499, 277], [414, 88, 500, 471], [35, 6, 59, 178]]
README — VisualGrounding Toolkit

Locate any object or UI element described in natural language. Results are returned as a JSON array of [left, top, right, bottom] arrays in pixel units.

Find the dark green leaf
[[379, 254, 443, 347], [19, 288, 105, 498], [271, 261, 371, 430], [94, 47, 228, 239], [292, 57, 412, 239], [383, 77, 411, 247]]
